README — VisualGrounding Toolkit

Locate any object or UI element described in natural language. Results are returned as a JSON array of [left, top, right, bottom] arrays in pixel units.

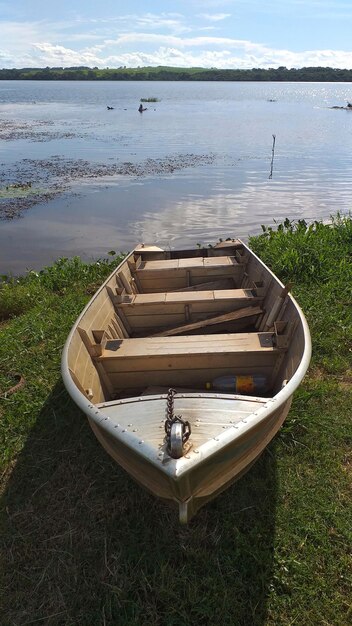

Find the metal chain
[[164, 388, 191, 455]]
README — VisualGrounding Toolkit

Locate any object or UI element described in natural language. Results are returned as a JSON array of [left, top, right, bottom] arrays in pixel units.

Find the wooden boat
[[61, 240, 311, 522]]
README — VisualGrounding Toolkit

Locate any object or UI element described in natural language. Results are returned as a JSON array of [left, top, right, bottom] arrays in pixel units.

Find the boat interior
[[68, 240, 302, 404]]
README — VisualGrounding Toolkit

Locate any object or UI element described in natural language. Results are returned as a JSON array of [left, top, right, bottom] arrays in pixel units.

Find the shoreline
[[2, 65, 352, 82], [2, 82, 352, 276], [1, 216, 351, 625]]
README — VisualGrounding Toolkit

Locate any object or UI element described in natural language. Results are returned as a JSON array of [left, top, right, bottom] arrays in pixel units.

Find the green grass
[[1, 219, 351, 625], [249, 215, 352, 374], [140, 97, 160, 102]]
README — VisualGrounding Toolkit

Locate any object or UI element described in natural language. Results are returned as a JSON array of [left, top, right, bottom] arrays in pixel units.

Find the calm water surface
[[1, 80, 352, 273]]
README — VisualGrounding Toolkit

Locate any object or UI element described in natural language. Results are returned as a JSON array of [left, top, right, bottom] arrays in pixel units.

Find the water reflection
[[1, 153, 351, 274], [1, 81, 352, 273]]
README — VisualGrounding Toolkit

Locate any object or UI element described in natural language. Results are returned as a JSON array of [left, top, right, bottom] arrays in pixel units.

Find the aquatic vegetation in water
[[0, 182, 47, 199], [140, 97, 160, 102], [0, 117, 76, 142], [0, 152, 217, 220]]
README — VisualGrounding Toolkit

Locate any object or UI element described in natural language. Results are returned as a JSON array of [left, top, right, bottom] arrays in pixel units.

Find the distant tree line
[[1, 66, 352, 81]]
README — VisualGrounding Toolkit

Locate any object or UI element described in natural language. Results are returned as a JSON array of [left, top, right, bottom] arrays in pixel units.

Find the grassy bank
[[1, 217, 351, 625]]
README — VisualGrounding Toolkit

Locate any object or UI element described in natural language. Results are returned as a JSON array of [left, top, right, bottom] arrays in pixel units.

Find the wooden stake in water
[[269, 134, 276, 179]]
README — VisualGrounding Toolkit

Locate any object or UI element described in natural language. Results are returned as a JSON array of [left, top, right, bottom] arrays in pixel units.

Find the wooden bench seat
[[134, 256, 245, 292], [117, 289, 264, 333], [120, 288, 261, 306], [96, 332, 282, 390], [134, 242, 243, 261]]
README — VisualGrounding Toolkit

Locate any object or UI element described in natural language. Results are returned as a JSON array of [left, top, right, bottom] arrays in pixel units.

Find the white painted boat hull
[[62, 241, 311, 522]]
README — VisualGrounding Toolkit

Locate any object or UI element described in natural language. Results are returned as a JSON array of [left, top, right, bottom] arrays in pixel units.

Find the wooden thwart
[[96, 331, 280, 390], [153, 305, 263, 336], [173, 278, 236, 292], [119, 288, 259, 307], [134, 255, 245, 293], [137, 256, 236, 271], [99, 331, 277, 360]]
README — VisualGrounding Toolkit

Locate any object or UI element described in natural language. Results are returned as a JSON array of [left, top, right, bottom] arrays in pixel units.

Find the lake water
[[1, 80, 352, 274]]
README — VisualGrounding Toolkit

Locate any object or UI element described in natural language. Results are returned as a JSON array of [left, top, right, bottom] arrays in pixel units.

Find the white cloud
[[32, 43, 103, 66], [187, 0, 234, 6], [75, 12, 190, 35], [108, 33, 269, 50], [26, 41, 352, 70], [199, 13, 232, 21], [130, 13, 190, 33], [0, 15, 352, 70]]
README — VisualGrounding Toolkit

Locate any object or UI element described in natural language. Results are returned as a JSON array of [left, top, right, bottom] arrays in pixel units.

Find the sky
[[0, 0, 352, 69]]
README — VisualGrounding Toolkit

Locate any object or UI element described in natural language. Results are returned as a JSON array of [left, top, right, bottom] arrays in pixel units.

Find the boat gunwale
[[61, 241, 312, 478]]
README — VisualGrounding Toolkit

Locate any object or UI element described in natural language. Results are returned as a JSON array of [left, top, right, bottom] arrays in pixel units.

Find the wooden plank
[[139, 259, 179, 270], [125, 313, 187, 330], [123, 300, 236, 318], [134, 244, 165, 253], [173, 278, 236, 292], [137, 267, 187, 280], [106, 365, 274, 391], [77, 327, 99, 357], [140, 277, 187, 292], [214, 289, 254, 300], [137, 255, 236, 273], [111, 317, 126, 339], [127, 258, 136, 272], [178, 258, 204, 268], [113, 314, 129, 338], [141, 385, 204, 394], [75, 289, 116, 336], [103, 353, 277, 373], [106, 285, 120, 306], [68, 368, 89, 397], [116, 306, 132, 335], [75, 328, 114, 398], [154, 316, 261, 337], [118, 271, 133, 295], [99, 332, 275, 360], [136, 246, 245, 260], [151, 255, 237, 270], [137, 266, 244, 293], [120, 288, 259, 306], [129, 293, 167, 304], [153, 306, 263, 336], [132, 272, 143, 294], [107, 324, 118, 339], [137, 267, 243, 283], [95, 362, 115, 398], [203, 256, 232, 266], [165, 290, 214, 302], [214, 239, 243, 249], [265, 283, 292, 329], [193, 268, 243, 281]]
